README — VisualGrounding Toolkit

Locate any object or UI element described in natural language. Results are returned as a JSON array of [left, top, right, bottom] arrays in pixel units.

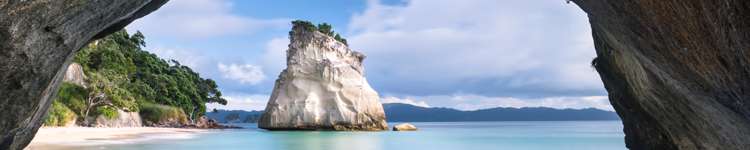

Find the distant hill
[[383, 103, 620, 122], [205, 110, 263, 123], [206, 103, 620, 123]]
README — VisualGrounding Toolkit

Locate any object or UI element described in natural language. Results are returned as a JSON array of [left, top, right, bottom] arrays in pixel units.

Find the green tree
[[317, 23, 334, 36], [291, 20, 349, 45], [46, 29, 227, 126]]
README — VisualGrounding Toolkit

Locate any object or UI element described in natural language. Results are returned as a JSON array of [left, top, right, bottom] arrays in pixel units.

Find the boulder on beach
[[93, 108, 143, 128]]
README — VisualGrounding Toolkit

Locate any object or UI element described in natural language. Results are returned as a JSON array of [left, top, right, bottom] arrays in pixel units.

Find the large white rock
[[93, 109, 143, 128], [258, 25, 388, 131], [63, 63, 87, 88]]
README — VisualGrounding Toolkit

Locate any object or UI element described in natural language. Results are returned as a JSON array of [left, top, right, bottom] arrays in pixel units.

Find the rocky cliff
[[573, 0, 750, 149], [0, 1, 167, 149], [93, 109, 143, 128], [258, 23, 388, 131], [63, 63, 87, 88]]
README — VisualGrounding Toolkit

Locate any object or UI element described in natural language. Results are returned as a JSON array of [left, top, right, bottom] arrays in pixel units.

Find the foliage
[[54, 83, 88, 120], [317, 23, 333, 35], [43, 101, 77, 126], [292, 20, 316, 31], [95, 106, 119, 120], [139, 102, 188, 125], [334, 34, 348, 46], [45, 29, 227, 126], [292, 20, 348, 45], [86, 71, 138, 112]]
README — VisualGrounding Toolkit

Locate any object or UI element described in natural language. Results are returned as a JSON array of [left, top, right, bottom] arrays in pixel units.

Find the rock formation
[[0, 1, 167, 149], [192, 116, 241, 129], [393, 123, 417, 131], [93, 109, 143, 128], [573, 0, 750, 149], [63, 63, 87, 88], [258, 23, 388, 131]]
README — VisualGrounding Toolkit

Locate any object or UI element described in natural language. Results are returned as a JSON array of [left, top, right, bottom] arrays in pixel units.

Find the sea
[[61, 121, 626, 150]]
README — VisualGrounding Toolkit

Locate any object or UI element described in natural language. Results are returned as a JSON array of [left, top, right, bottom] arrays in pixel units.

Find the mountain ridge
[[208, 103, 619, 123], [383, 103, 620, 122]]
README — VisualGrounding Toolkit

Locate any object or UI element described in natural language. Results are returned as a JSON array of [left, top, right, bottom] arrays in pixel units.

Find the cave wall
[[2, 0, 749, 149], [574, 0, 750, 149], [0, 1, 167, 149]]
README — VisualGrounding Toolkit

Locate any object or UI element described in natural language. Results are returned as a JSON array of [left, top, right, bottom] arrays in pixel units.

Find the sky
[[125, 0, 612, 111]]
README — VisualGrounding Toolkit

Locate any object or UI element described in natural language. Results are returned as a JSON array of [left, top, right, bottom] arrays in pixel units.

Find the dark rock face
[[0, 1, 167, 149], [574, 0, 750, 149]]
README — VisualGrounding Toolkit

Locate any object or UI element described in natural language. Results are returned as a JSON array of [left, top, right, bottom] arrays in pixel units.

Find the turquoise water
[[70, 121, 625, 150]]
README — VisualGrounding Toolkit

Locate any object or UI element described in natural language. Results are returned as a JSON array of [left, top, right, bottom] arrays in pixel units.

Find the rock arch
[[2, 0, 750, 149], [0, 1, 167, 149]]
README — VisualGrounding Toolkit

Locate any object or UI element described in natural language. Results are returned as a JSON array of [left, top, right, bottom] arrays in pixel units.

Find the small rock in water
[[393, 123, 417, 131]]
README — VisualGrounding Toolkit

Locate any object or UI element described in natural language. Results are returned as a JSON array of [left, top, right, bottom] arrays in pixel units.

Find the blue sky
[[126, 0, 612, 111]]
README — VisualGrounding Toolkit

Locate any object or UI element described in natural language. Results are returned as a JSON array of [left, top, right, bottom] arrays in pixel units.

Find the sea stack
[[258, 21, 388, 131]]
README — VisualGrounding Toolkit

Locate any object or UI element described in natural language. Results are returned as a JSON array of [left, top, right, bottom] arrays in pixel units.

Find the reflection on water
[[41, 121, 626, 150], [269, 131, 382, 150]]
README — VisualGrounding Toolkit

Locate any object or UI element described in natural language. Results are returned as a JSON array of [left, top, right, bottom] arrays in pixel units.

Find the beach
[[26, 127, 209, 150], [23, 122, 625, 150]]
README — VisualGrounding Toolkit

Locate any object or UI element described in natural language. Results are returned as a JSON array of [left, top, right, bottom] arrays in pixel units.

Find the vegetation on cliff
[[291, 20, 348, 45], [43, 100, 77, 126], [44, 30, 226, 126]]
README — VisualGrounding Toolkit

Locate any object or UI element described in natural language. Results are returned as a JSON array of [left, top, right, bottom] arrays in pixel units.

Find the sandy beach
[[25, 127, 209, 150]]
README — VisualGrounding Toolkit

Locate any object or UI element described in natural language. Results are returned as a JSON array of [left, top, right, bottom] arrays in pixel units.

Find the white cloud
[[207, 94, 269, 111], [381, 96, 430, 107], [393, 94, 614, 111], [260, 37, 290, 76], [218, 63, 266, 85], [347, 0, 603, 96], [126, 0, 288, 39], [145, 46, 207, 70]]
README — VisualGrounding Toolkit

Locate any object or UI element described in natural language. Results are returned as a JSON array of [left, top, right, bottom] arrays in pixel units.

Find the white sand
[[26, 127, 209, 149]]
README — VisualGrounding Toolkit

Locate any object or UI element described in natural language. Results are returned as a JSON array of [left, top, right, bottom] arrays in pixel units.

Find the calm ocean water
[[68, 121, 625, 150]]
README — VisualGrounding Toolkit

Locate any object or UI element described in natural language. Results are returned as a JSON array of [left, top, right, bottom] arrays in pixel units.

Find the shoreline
[[26, 127, 211, 149]]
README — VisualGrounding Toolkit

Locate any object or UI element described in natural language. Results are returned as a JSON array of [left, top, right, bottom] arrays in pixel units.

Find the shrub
[[95, 106, 119, 120], [291, 20, 349, 45], [334, 34, 348, 45], [317, 23, 334, 36], [139, 103, 188, 125], [55, 83, 88, 120], [292, 20, 317, 32], [43, 101, 77, 126]]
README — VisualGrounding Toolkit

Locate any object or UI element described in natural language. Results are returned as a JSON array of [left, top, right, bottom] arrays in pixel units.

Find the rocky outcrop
[[573, 0, 750, 149], [63, 63, 87, 87], [194, 116, 220, 128], [93, 109, 143, 128], [190, 116, 241, 129], [0, 1, 167, 149], [393, 123, 417, 131], [258, 24, 388, 131]]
